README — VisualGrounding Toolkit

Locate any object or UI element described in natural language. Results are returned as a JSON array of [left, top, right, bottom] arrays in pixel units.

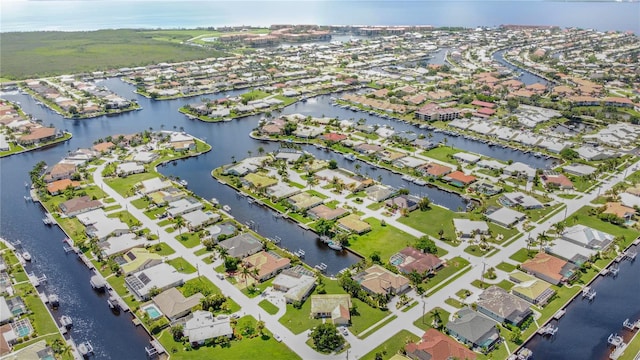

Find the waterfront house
[[337, 214, 371, 234], [139, 177, 172, 194], [287, 192, 324, 212], [46, 179, 81, 195], [242, 251, 291, 282], [307, 205, 348, 221], [443, 171, 477, 187], [405, 328, 477, 360], [119, 248, 163, 275], [152, 287, 204, 321], [131, 151, 158, 164], [59, 196, 103, 217], [452, 219, 489, 239], [167, 197, 203, 217], [273, 266, 316, 303], [184, 311, 233, 345], [117, 162, 145, 177], [98, 233, 140, 257], [223, 156, 269, 177], [125, 263, 184, 301], [452, 153, 480, 164], [563, 163, 597, 177], [310, 294, 351, 325], [472, 181, 502, 196], [182, 209, 220, 231], [385, 194, 420, 212], [561, 224, 614, 250], [503, 162, 536, 181], [390, 247, 443, 275], [321, 133, 348, 143], [499, 192, 543, 210], [365, 184, 395, 202], [77, 209, 129, 241], [393, 156, 427, 169], [0, 298, 12, 324], [446, 308, 500, 353], [242, 173, 277, 190], [509, 271, 555, 306], [219, 233, 263, 259], [477, 286, 532, 326], [44, 162, 76, 183], [265, 182, 301, 200], [485, 207, 526, 228], [17, 127, 57, 145], [353, 264, 410, 296], [418, 162, 452, 178], [520, 253, 577, 285]]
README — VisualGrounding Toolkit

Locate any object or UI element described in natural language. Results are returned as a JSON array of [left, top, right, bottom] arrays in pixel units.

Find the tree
[[431, 309, 442, 329], [315, 218, 334, 236], [415, 236, 438, 254], [310, 323, 345, 352], [174, 216, 185, 235], [240, 264, 252, 288], [256, 320, 265, 336], [257, 146, 265, 156], [328, 159, 338, 169], [171, 324, 184, 341], [418, 196, 431, 211]]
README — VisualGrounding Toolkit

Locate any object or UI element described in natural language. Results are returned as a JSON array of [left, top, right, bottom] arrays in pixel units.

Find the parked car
[[274, 334, 282, 342], [340, 327, 348, 336]]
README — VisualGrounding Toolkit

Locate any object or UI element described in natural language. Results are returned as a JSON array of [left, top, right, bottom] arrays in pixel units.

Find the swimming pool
[[143, 304, 163, 320]]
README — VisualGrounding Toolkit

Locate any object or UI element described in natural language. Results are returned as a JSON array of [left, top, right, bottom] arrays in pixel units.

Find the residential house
[[59, 196, 103, 217], [390, 247, 443, 275], [603, 202, 636, 221], [418, 162, 452, 178], [117, 162, 145, 177], [520, 253, 577, 285], [44, 162, 76, 183], [139, 177, 172, 194], [243, 251, 291, 282], [92, 141, 115, 153], [0, 298, 12, 324], [242, 173, 277, 190], [125, 263, 184, 301], [563, 163, 597, 177], [504, 162, 537, 181], [477, 286, 532, 326], [182, 209, 220, 231], [443, 171, 476, 187], [385, 195, 420, 212], [265, 182, 301, 200], [509, 271, 556, 306], [184, 311, 233, 345], [77, 209, 129, 241], [287, 193, 324, 212], [485, 207, 526, 228], [17, 127, 57, 145], [152, 287, 204, 321], [561, 224, 614, 250], [119, 248, 163, 275], [337, 214, 371, 234], [405, 328, 477, 360], [365, 184, 395, 202], [46, 179, 80, 195], [541, 171, 573, 190], [131, 151, 158, 164], [446, 308, 500, 353], [452, 219, 489, 239], [499, 192, 543, 209], [273, 266, 316, 303], [219, 233, 263, 259], [453, 153, 480, 164], [167, 197, 203, 217], [223, 156, 269, 176], [310, 294, 352, 325], [353, 264, 410, 296], [307, 205, 347, 221]]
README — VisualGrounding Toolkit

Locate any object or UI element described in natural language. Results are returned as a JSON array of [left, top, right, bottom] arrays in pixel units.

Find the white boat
[[222, 205, 231, 212], [59, 315, 73, 328], [413, 179, 427, 186], [22, 251, 32, 261], [401, 175, 415, 182], [210, 198, 219, 205], [327, 241, 343, 251], [77, 341, 94, 356], [343, 153, 356, 161], [179, 179, 188, 186]]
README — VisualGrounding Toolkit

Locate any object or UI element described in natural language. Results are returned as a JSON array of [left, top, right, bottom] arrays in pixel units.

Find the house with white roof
[[77, 209, 129, 241], [167, 197, 203, 217], [485, 207, 526, 228], [499, 192, 543, 209], [452, 219, 489, 238], [182, 209, 220, 231], [561, 225, 614, 251], [504, 162, 537, 181], [125, 263, 185, 301], [139, 177, 172, 194], [183, 311, 233, 345], [453, 152, 481, 164], [117, 162, 145, 177]]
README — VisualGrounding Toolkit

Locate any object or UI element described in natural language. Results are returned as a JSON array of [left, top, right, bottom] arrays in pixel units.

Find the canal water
[[525, 245, 640, 360], [492, 49, 550, 87], [0, 77, 556, 358]]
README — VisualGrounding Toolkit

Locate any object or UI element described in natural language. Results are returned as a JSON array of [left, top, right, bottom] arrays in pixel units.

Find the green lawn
[[463, 244, 493, 257], [413, 307, 451, 332], [423, 256, 470, 292], [471, 279, 515, 291], [258, 299, 280, 315], [562, 206, 640, 245], [194, 247, 212, 256], [149, 242, 176, 256], [496, 262, 517, 273], [360, 330, 419, 360], [620, 332, 640, 360], [509, 248, 538, 263], [421, 146, 460, 165], [167, 257, 197, 274], [131, 197, 151, 209], [349, 218, 417, 260], [105, 173, 158, 197], [158, 315, 300, 360], [175, 232, 203, 248], [398, 206, 460, 243], [350, 299, 389, 337], [358, 315, 398, 339], [444, 297, 466, 309], [179, 276, 240, 313], [107, 210, 142, 227]]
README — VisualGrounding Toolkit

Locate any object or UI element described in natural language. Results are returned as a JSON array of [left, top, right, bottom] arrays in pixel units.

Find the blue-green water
[[2, 1, 638, 33]]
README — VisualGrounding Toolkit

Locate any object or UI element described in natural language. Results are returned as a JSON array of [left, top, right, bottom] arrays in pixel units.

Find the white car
[[274, 334, 282, 342], [340, 327, 349, 336]]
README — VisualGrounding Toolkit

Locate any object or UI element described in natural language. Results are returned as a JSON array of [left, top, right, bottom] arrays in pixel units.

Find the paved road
[[92, 155, 640, 360]]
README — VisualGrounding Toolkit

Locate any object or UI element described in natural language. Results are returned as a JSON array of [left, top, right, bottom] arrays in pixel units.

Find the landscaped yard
[[107, 210, 142, 227], [179, 276, 240, 313], [413, 307, 450, 331], [464, 244, 493, 257], [131, 197, 151, 209], [444, 297, 466, 309], [158, 315, 300, 360], [496, 262, 517, 273], [175, 232, 203, 248], [259, 299, 280, 315], [421, 146, 459, 165], [149, 242, 176, 256], [422, 256, 470, 292], [105, 173, 158, 196], [509, 248, 538, 263], [360, 330, 418, 360]]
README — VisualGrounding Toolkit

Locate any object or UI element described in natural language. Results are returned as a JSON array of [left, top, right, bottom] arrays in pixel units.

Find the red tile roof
[[471, 100, 496, 108], [406, 329, 477, 360], [445, 171, 477, 185], [321, 133, 348, 142]]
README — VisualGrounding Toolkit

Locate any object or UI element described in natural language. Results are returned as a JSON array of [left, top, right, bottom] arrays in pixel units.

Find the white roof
[[0, 297, 12, 323], [98, 233, 141, 257], [486, 207, 525, 227], [266, 183, 301, 199], [505, 162, 537, 178], [477, 159, 506, 170], [167, 197, 203, 217], [117, 162, 144, 173], [453, 152, 481, 163], [394, 156, 427, 168], [273, 272, 316, 302], [132, 151, 157, 163], [140, 177, 172, 194], [77, 209, 129, 240], [182, 209, 220, 228], [563, 163, 597, 176], [185, 311, 233, 343], [126, 263, 184, 299], [453, 219, 489, 236], [169, 132, 194, 143], [562, 224, 614, 249], [501, 192, 543, 209], [620, 193, 640, 208]]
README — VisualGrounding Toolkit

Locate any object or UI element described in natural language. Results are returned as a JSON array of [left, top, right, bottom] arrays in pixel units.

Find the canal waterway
[[0, 77, 592, 359], [492, 49, 551, 87], [525, 245, 640, 360]]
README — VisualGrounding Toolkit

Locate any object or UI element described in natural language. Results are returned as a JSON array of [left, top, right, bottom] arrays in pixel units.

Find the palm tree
[[174, 216, 185, 235], [431, 309, 442, 329], [240, 264, 252, 288], [256, 320, 265, 336], [537, 231, 549, 252], [257, 146, 265, 156]]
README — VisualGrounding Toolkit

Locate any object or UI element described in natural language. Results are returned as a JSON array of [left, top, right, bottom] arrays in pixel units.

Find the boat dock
[[552, 309, 566, 320], [28, 272, 47, 287], [90, 275, 107, 291], [537, 324, 558, 336], [623, 318, 640, 331], [145, 339, 167, 358], [582, 286, 597, 301]]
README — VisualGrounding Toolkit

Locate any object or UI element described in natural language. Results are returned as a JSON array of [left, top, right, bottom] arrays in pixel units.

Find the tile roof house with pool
[[152, 287, 204, 321]]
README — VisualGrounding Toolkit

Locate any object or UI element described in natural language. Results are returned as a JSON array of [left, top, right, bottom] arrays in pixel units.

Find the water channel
[[1, 77, 554, 358]]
